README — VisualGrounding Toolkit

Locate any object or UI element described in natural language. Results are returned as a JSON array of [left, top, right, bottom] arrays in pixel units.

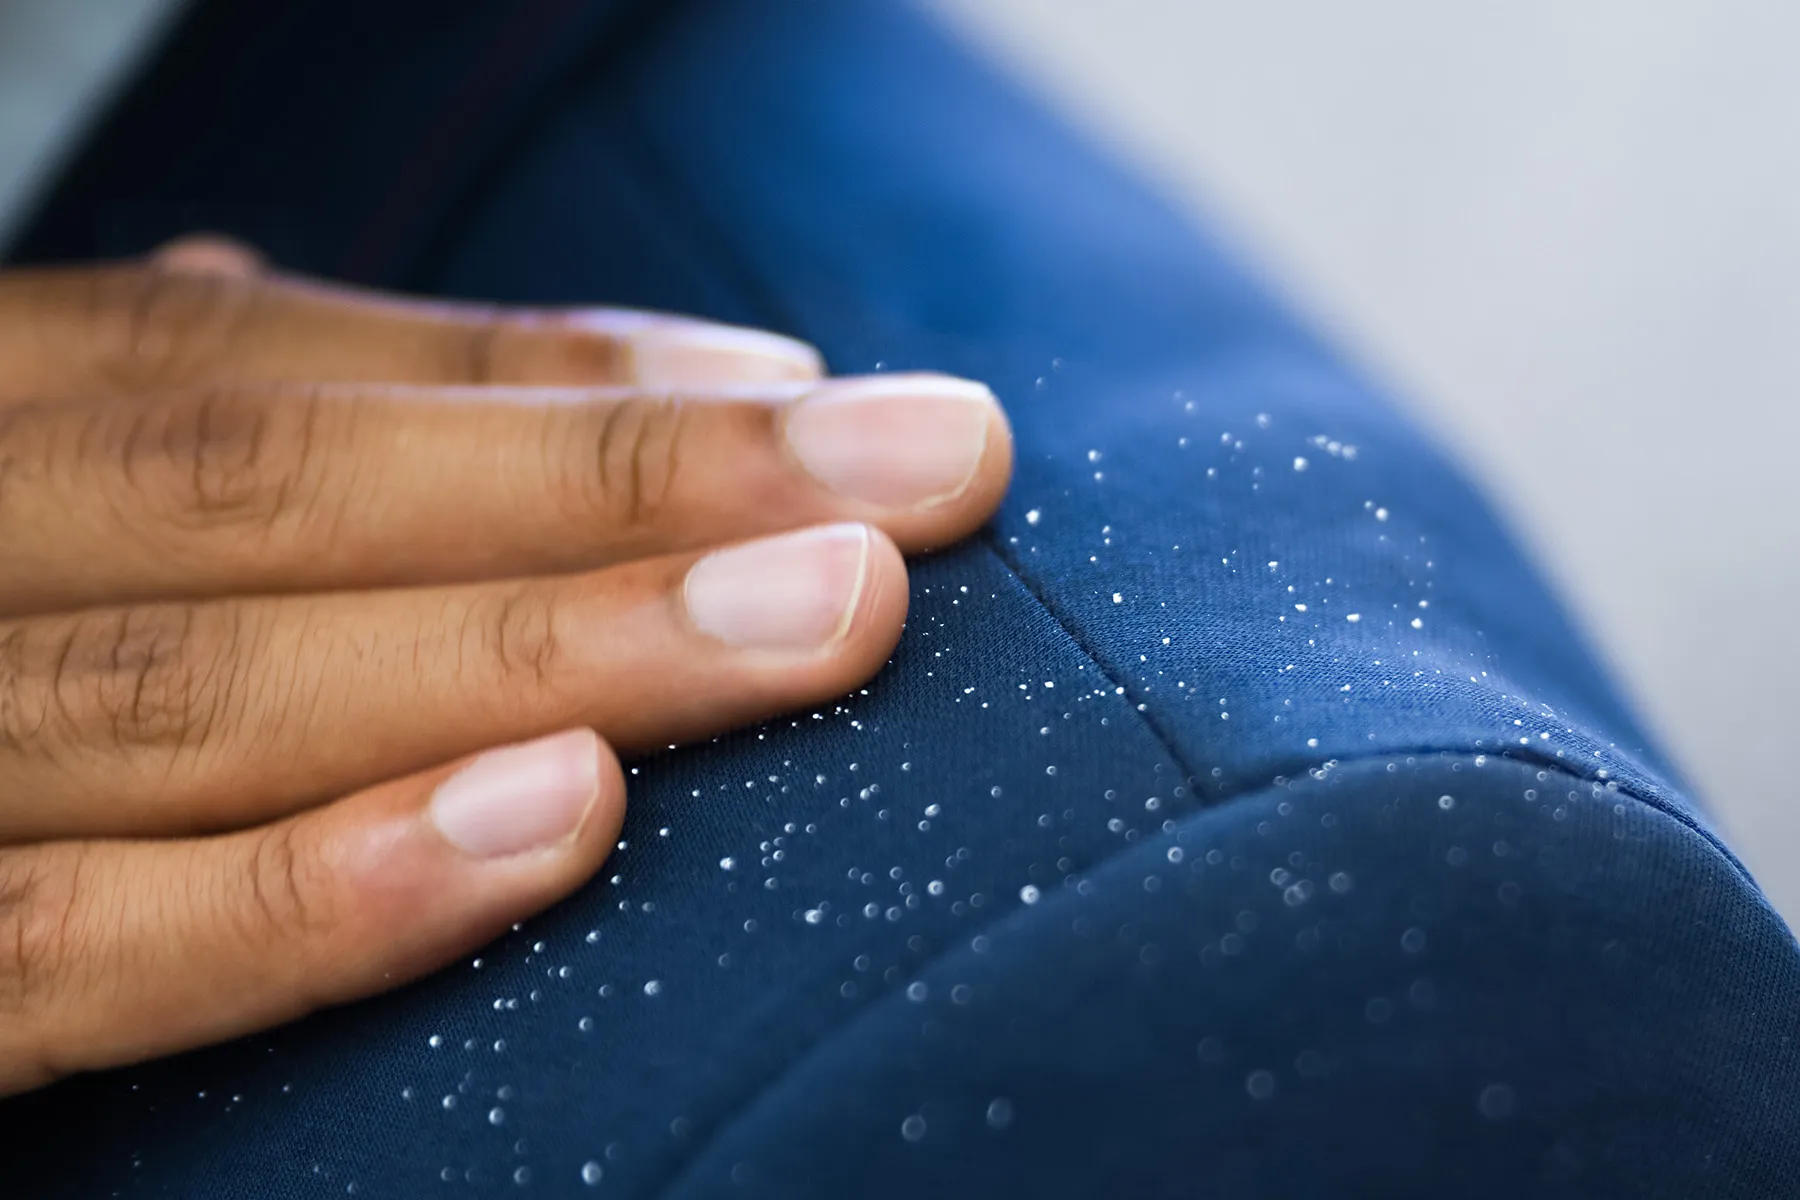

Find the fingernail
[[684, 524, 871, 651], [619, 314, 823, 386], [784, 373, 995, 509], [430, 729, 600, 859]]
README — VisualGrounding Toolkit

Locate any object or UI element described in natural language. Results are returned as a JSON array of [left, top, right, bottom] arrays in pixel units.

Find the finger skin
[[0, 376, 1011, 616], [0, 260, 822, 403], [0, 728, 624, 1097], [0, 526, 908, 842]]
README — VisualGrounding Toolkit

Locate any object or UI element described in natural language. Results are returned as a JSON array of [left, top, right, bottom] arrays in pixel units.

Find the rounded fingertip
[[429, 728, 604, 859], [636, 324, 823, 386], [837, 524, 910, 671], [783, 373, 1001, 511], [576, 311, 824, 387], [683, 523, 873, 652]]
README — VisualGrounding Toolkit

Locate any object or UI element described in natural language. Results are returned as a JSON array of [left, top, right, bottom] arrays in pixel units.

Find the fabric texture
[[6, 0, 1798, 1195]]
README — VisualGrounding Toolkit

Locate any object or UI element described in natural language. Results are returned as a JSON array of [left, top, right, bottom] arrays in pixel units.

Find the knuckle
[[110, 388, 326, 535], [566, 396, 686, 530], [456, 316, 503, 384], [0, 407, 25, 530], [48, 603, 241, 754], [83, 266, 256, 393], [0, 625, 40, 756], [0, 847, 85, 1023], [240, 823, 331, 944], [476, 585, 564, 687]]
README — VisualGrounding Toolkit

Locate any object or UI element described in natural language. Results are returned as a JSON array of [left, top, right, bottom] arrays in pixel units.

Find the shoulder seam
[[980, 529, 1759, 892]]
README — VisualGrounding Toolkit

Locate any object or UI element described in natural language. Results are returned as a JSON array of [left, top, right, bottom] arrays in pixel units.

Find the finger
[[0, 727, 622, 1097], [0, 524, 905, 842], [0, 374, 1010, 615], [0, 260, 822, 402]]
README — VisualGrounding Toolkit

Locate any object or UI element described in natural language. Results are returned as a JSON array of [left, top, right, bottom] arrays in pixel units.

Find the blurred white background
[[929, 0, 1800, 918], [3, 0, 1796, 916], [0, 0, 178, 243]]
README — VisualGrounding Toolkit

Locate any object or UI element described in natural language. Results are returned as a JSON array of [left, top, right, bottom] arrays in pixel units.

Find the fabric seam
[[980, 527, 1209, 789], [651, 750, 1753, 1197], [982, 530, 1755, 890]]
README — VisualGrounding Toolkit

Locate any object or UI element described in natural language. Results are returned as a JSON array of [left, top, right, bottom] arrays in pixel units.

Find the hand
[[0, 238, 1012, 1095]]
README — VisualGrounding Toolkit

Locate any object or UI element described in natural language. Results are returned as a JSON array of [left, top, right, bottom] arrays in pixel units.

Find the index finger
[[0, 259, 823, 402]]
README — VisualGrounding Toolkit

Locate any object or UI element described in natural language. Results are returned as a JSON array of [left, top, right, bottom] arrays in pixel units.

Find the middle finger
[[0, 374, 1009, 616]]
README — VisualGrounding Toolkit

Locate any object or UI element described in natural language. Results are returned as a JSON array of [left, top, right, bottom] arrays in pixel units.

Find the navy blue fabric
[[7, 0, 1800, 1195]]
